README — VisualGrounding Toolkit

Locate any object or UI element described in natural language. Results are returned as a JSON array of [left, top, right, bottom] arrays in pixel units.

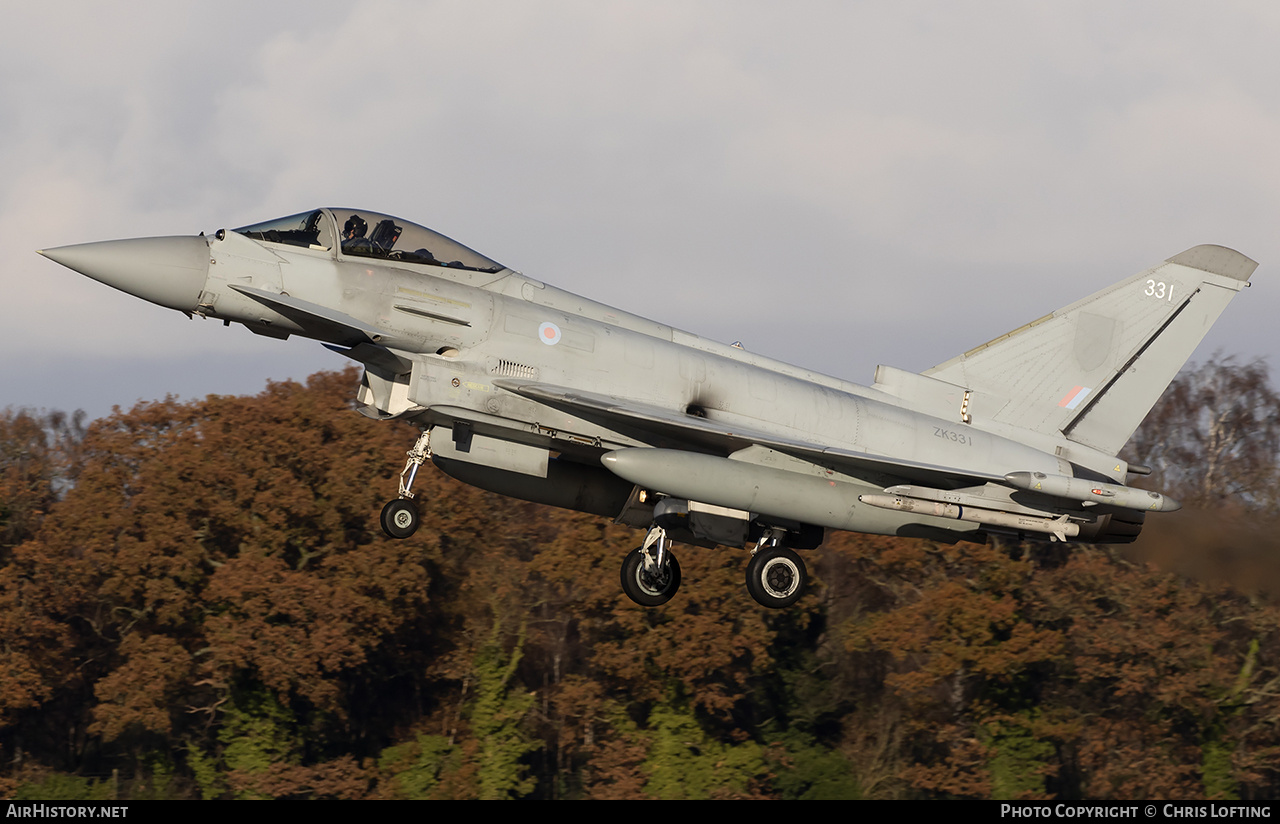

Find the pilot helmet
[[343, 214, 367, 239]]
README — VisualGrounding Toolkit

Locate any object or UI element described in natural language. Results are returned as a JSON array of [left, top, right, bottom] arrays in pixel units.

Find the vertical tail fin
[[923, 245, 1257, 454]]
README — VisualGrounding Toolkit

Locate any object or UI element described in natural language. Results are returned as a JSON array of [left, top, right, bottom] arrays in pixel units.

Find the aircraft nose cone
[[39, 236, 209, 312]]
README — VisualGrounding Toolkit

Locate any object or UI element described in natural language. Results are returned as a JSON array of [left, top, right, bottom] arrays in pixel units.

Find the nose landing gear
[[381, 429, 431, 539]]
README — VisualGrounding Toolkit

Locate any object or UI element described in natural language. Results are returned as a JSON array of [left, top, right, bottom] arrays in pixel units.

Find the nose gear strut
[[381, 429, 431, 539]]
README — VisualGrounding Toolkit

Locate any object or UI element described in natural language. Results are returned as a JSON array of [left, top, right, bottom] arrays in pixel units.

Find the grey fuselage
[[42, 208, 1157, 547]]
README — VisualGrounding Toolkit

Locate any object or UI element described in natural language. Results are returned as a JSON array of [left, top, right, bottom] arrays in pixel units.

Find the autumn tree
[[0, 408, 84, 558], [1126, 355, 1280, 512], [0, 370, 441, 796], [4, 357, 1279, 800]]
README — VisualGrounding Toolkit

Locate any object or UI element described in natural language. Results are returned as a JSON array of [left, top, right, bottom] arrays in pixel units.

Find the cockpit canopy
[[233, 208, 505, 273]]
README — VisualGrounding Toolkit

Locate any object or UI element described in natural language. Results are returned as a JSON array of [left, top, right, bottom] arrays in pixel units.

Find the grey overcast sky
[[4, 1, 1279, 420]]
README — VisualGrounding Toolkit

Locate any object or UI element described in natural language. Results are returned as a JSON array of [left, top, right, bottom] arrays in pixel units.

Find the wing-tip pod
[[1166, 244, 1258, 282]]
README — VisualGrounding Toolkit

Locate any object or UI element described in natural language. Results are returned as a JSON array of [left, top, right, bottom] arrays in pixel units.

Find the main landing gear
[[381, 429, 431, 539], [620, 525, 682, 606], [745, 527, 807, 609], [619, 524, 808, 609], [377, 427, 809, 609]]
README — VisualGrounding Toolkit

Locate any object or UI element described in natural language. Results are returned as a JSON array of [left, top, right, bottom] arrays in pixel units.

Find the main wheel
[[620, 547, 682, 607], [745, 547, 806, 608], [380, 499, 420, 539]]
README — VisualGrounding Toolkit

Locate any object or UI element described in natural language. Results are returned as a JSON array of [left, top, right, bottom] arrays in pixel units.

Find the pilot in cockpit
[[341, 214, 369, 251]]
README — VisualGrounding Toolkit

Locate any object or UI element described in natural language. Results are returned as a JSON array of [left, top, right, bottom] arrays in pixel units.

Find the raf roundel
[[538, 321, 562, 346]]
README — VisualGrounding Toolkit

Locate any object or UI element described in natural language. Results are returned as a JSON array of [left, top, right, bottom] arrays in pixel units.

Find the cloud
[[3, 1, 1279, 414]]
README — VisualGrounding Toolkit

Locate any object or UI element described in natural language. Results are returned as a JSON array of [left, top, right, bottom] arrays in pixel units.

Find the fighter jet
[[38, 208, 1256, 608]]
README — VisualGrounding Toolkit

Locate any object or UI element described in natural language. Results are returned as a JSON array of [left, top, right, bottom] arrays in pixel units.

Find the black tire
[[745, 547, 806, 608], [380, 499, 420, 539], [619, 547, 681, 607]]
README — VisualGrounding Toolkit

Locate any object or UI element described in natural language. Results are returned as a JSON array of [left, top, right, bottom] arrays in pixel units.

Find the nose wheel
[[620, 526, 681, 606], [381, 499, 420, 539]]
